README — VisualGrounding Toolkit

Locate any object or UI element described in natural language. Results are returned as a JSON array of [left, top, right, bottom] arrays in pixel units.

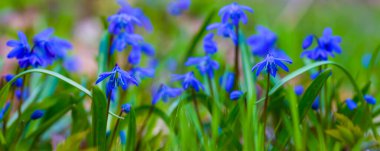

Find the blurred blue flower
[[218, 2, 253, 25], [310, 70, 332, 80], [108, 13, 141, 34], [219, 72, 235, 93], [345, 99, 357, 110], [294, 85, 304, 96], [119, 130, 127, 145], [15, 89, 29, 101], [364, 95, 376, 105], [31, 110, 44, 120], [6, 31, 30, 59], [203, 33, 218, 55], [230, 90, 243, 100], [361, 53, 372, 69], [152, 84, 183, 105], [247, 25, 277, 57], [172, 72, 204, 91], [252, 53, 292, 77], [4, 74, 23, 87], [18, 53, 45, 68], [207, 22, 237, 44], [128, 42, 155, 65], [117, 0, 153, 32], [33, 28, 72, 59], [167, 0, 191, 16], [185, 56, 219, 78], [121, 103, 132, 113], [312, 97, 320, 110], [96, 64, 139, 97], [111, 33, 143, 54], [63, 56, 81, 72], [131, 67, 155, 82], [0, 101, 11, 121], [301, 28, 342, 61]]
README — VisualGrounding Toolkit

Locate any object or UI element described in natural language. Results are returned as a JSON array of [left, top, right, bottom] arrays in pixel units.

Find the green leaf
[[126, 108, 136, 151], [56, 130, 89, 151], [72, 102, 90, 134], [91, 87, 107, 151], [134, 105, 170, 127], [298, 69, 331, 121], [0, 68, 123, 119], [257, 61, 366, 105]]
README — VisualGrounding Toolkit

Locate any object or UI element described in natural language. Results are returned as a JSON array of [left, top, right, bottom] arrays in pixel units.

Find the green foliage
[[91, 87, 107, 151]]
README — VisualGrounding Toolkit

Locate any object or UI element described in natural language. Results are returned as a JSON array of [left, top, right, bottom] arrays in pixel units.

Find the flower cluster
[[6, 29, 73, 69], [301, 28, 342, 61], [108, 0, 155, 65]]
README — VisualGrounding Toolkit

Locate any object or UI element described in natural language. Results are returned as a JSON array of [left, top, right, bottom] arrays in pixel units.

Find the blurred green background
[[1, 0, 379, 94]]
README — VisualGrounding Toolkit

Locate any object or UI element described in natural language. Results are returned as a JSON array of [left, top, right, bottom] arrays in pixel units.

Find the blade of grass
[[91, 87, 107, 151]]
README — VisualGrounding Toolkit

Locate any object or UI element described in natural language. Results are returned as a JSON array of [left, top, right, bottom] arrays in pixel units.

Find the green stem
[[105, 89, 113, 128], [136, 106, 154, 151], [191, 89, 203, 129], [234, 24, 240, 90], [108, 111, 123, 150], [262, 73, 271, 147]]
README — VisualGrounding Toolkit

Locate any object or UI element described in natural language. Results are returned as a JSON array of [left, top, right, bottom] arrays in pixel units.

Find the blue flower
[[18, 53, 45, 68], [172, 72, 204, 91], [4, 74, 23, 87], [117, 0, 153, 32], [218, 2, 253, 25], [219, 72, 235, 93], [63, 56, 81, 72], [185, 56, 219, 78], [6, 31, 30, 59], [167, 0, 191, 16], [345, 99, 357, 111], [108, 13, 141, 34], [119, 130, 127, 145], [252, 53, 292, 77], [152, 84, 183, 105], [0, 102, 11, 121], [15, 89, 29, 101], [31, 110, 44, 120], [33, 28, 72, 59], [301, 28, 342, 61], [207, 22, 237, 44], [203, 33, 218, 55], [111, 33, 143, 54], [128, 42, 155, 65], [230, 90, 243, 100], [364, 95, 376, 105], [131, 67, 155, 82], [121, 103, 131, 113], [96, 64, 139, 97], [294, 85, 304, 96], [247, 25, 277, 57], [312, 97, 320, 110]]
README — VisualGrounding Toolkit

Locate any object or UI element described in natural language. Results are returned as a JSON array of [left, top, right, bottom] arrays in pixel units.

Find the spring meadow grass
[[1, 0, 380, 150]]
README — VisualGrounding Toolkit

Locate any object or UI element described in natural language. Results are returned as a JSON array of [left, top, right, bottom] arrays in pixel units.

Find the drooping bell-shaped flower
[[364, 95, 376, 105], [294, 85, 304, 96], [230, 90, 243, 100], [203, 33, 218, 55], [31, 110, 44, 120]]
